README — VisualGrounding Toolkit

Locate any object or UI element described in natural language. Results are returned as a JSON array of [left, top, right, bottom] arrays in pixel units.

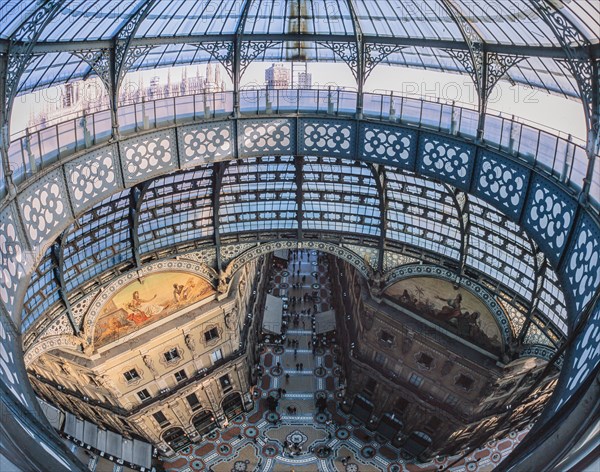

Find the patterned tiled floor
[[161, 251, 530, 472]]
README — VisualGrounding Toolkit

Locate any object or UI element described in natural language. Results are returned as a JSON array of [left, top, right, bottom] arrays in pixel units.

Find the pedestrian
[[282, 388, 287, 396], [285, 373, 290, 383], [308, 340, 311, 348], [296, 363, 299, 371], [341, 457, 347, 466], [300, 362, 303, 370]]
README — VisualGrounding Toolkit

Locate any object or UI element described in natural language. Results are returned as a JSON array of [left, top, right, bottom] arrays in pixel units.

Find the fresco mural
[[385, 277, 503, 354], [93, 272, 215, 347]]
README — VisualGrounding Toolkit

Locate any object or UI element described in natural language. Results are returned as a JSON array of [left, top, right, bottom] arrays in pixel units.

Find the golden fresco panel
[[93, 272, 215, 347], [385, 277, 503, 354]]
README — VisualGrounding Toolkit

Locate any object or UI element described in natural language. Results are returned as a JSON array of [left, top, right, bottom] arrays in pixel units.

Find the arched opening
[[221, 392, 244, 420], [161, 427, 190, 452], [191, 410, 217, 437]]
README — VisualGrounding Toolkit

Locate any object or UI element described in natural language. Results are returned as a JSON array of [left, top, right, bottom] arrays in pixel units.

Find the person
[[300, 362, 303, 370], [437, 293, 463, 319], [125, 291, 163, 325]]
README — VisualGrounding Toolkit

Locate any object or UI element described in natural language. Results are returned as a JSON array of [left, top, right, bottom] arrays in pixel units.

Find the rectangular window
[[210, 349, 223, 364], [204, 327, 219, 342], [446, 394, 459, 406], [163, 348, 180, 363], [186, 393, 201, 411], [394, 397, 409, 413], [123, 369, 140, 382], [137, 389, 151, 402], [152, 411, 170, 427], [364, 377, 377, 397], [409, 373, 423, 387], [379, 330, 394, 346], [219, 374, 233, 393], [174, 369, 188, 382], [455, 374, 475, 391]]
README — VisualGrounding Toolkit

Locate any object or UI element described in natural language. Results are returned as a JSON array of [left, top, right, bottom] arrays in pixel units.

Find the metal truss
[[518, 242, 547, 344], [447, 187, 471, 281], [73, 0, 157, 139], [294, 156, 304, 240], [532, 0, 600, 203], [50, 233, 79, 336], [1, 0, 62, 194], [128, 182, 150, 270], [441, 0, 524, 140], [212, 162, 226, 273]]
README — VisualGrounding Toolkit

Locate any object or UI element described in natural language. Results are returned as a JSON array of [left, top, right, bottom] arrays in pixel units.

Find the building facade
[[330, 257, 559, 461], [27, 259, 268, 456]]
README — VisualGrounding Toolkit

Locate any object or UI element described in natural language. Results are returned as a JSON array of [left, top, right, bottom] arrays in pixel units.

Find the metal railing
[[3, 88, 595, 208]]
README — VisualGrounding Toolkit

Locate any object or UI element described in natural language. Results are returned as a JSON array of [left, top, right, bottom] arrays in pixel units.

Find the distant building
[[297, 71, 312, 89], [265, 63, 290, 89], [27, 63, 226, 129]]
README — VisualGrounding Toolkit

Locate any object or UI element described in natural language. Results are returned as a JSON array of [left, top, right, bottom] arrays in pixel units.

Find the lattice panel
[[17, 170, 72, 245], [523, 175, 576, 266], [180, 248, 218, 270], [359, 123, 417, 169], [299, 119, 355, 157], [221, 243, 258, 267], [382, 251, 420, 273], [559, 301, 600, 407], [41, 313, 72, 339], [418, 134, 475, 191], [0, 306, 30, 406], [343, 244, 379, 271], [177, 121, 234, 167], [120, 130, 176, 183], [0, 205, 28, 316], [65, 144, 122, 212], [562, 212, 600, 315], [238, 118, 295, 157], [474, 151, 530, 220]]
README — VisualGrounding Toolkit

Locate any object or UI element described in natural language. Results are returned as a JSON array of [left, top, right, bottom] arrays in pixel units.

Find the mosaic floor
[[161, 251, 530, 472]]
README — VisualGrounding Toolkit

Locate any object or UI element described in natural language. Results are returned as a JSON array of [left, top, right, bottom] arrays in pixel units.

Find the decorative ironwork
[[195, 41, 235, 79], [113, 0, 157, 87], [317, 41, 359, 81], [364, 43, 406, 81], [73, 49, 111, 86], [3, 0, 62, 120], [239, 41, 282, 77], [534, 0, 598, 156], [485, 53, 525, 99]]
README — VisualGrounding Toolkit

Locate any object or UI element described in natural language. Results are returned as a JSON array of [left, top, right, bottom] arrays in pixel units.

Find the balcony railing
[[3, 88, 595, 209]]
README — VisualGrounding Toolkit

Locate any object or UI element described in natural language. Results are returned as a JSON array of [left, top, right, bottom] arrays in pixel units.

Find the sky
[[11, 61, 587, 142]]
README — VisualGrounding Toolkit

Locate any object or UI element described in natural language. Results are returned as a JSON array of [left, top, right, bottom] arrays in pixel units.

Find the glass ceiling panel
[[351, 0, 462, 40], [244, 0, 354, 35], [455, 0, 560, 47], [558, 0, 600, 43], [136, 0, 244, 38], [0, 0, 39, 39], [18, 53, 90, 93], [40, 0, 143, 42]]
